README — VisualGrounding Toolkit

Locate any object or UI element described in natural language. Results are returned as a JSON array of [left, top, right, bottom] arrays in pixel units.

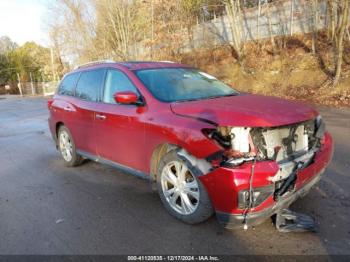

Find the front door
[[94, 69, 146, 172]]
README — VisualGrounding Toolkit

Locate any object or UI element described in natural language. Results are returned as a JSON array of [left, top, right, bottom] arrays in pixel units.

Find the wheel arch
[[149, 140, 214, 188], [54, 121, 65, 147], [55, 121, 64, 138], [149, 143, 179, 184]]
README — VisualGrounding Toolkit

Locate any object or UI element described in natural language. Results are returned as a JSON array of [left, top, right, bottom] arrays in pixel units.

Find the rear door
[[94, 68, 146, 172], [66, 68, 105, 155], [51, 72, 80, 134]]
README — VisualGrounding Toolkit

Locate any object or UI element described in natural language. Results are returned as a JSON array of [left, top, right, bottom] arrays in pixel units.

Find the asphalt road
[[0, 95, 349, 255]]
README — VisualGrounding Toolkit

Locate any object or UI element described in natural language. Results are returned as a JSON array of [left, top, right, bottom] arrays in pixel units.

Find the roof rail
[[74, 59, 116, 70]]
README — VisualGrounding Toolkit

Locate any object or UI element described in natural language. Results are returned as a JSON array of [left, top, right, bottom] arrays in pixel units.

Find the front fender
[[143, 113, 222, 173]]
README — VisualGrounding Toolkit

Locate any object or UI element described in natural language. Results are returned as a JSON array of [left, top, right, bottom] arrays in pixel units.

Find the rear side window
[[58, 73, 79, 96], [103, 69, 138, 104], [75, 69, 105, 102]]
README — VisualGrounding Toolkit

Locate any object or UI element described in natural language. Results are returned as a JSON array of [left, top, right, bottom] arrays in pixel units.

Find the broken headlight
[[204, 127, 256, 155], [203, 126, 257, 166], [238, 184, 274, 209]]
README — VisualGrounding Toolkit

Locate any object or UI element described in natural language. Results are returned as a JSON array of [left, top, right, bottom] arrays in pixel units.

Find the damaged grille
[[207, 116, 325, 201], [250, 117, 323, 196], [251, 118, 319, 163]]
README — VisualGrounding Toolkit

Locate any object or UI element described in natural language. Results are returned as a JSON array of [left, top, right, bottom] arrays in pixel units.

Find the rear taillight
[[47, 99, 53, 109]]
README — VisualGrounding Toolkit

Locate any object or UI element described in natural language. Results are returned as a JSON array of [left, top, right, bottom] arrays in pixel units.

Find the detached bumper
[[200, 132, 333, 229], [216, 169, 324, 228]]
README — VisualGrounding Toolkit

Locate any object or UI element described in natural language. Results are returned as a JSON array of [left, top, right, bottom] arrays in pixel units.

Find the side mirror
[[113, 91, 142, 105]]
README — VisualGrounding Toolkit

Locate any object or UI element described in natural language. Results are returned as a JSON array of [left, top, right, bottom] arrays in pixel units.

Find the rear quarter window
[[57, 73, 80, 96]]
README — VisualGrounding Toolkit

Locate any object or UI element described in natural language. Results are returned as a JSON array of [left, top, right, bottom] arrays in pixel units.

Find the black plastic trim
[[77, 150, 149, 180]]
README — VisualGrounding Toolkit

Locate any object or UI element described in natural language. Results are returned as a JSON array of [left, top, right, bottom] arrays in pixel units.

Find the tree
[[46, 0, 148, 63], [331, 0, 349, 86], [15, 42, 52, 81], [223, 0, 245, 63], [49, 26, 66, 78], [311, 0, 319, 55], [0, 54, 13, 86], [0, 36, 54, 85], [130, 0, 190, 60], [94, 0, 139, 60], [0, 36, 17, 54], [181, 0, 205, 53], [46, 0, 97, 65]]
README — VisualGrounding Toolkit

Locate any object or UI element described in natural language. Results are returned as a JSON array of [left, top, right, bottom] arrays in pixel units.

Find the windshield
[[134, 68, 239, 102]]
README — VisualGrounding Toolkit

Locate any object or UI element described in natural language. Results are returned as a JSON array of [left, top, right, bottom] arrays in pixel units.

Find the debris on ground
[[55, 218, 65, 224]]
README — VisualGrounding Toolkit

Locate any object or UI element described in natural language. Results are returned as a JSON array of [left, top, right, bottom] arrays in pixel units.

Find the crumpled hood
[[170, 94, 318, 127]]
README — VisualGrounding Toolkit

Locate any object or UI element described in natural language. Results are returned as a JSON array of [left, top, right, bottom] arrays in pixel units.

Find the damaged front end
[[199, 115, 331, 230], [250, 116, 325, 201], [206, 116, 325, 197]]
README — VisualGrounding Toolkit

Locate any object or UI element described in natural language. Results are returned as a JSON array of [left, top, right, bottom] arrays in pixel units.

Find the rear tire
[[156, 150, 213, 224], [57, 125, 83, 167]]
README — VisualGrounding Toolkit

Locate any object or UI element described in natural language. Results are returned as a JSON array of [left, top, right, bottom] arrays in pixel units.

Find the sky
[[0, 0, 49, 46]]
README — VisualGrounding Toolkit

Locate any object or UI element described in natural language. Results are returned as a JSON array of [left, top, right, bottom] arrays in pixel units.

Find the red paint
[[114, 91, 139, 104], [200, 132, 333, 214], [294, 132, 333, 189], [170, 94, 319, 127], [48, 61, 333, 216], [199, 161, 279, 214]]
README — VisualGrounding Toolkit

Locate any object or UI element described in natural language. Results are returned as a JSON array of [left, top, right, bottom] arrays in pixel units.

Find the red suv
[[48, 61, 333, 229]]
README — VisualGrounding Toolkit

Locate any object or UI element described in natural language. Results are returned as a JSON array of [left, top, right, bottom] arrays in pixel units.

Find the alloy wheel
[[59, 131, 73, 162], [161, 161, 200, 215]]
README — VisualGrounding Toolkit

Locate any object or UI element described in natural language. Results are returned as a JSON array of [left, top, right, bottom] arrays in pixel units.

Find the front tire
[[57, 125, 83, 167], [157, 150, 213, 224]]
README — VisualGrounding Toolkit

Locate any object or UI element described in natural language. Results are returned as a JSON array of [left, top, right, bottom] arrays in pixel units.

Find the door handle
[[96, 114, 106, 120], [63, 107, 74, 112]]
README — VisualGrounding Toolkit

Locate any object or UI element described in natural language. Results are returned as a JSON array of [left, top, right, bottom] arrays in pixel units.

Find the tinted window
[[103, 69, 138, 104], [135, 68, 238, 102], [58, 73, 79, 96], [75, 69, 105, 102]]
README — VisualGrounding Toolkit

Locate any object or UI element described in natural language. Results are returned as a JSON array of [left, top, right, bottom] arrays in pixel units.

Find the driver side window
[[103, 69, 138, 104]]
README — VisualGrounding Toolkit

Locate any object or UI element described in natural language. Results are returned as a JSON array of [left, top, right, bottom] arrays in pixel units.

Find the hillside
[[179, 33, 350, 108]]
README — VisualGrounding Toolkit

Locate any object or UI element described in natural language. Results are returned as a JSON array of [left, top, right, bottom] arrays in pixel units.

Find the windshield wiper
[[175, 98, 204, 102], [206, 93, 239, 99], [173, 93, 239, 103]]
